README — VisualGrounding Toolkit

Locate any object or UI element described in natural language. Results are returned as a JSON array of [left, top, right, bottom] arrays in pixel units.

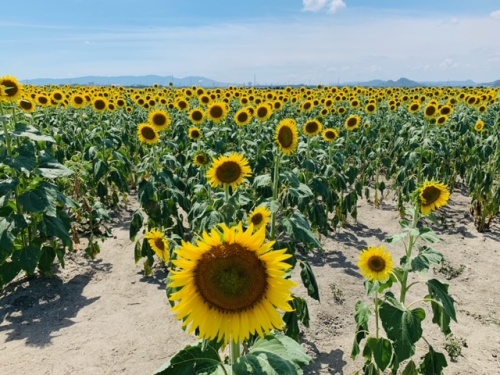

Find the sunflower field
[[1, 74, 499, 373]]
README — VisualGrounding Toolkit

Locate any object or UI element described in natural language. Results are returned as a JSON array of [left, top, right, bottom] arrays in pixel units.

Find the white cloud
[[303, 0, 346, 14], [328, 0, 346, 14], [439, 58, 460, 70], [490, 10, 500, 20]]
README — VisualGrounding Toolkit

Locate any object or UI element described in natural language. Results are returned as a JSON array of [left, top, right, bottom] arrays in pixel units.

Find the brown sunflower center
[[94, 100, 106, 110], [346, 118, 358, 128], [324, 130, 336, 140], [141, 126, 157, 140], [154, 238, 165, 251], [368, 255, 386, 272], [1, 80, 19, 97], [278, 126, 294, 148], [210, 105, 224, 119], [367, 104, 375, 112], [237, 111, 249, 123], [19, 100, 33, 111], [425, 105, 436, 117], [190, 129, 200, 138], [422, 186, 441, 205], [215, 161, 242, 183], [178, 100, 188, 110], [440, 106, 451, 115], [74, 96, 84, 105], [191, 110, 203, 121], [38, 96, 48, 104], [251, 213, 263, 226], [53, 92, 63, 101], [194, 243, 268, 312], [305, 121, 319, 133], [196, 155, 207, 165], [152, 113, 167, 126], [257, 107, 268, 118]]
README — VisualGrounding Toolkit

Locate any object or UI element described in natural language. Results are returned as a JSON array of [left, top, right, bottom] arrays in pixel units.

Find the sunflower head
[[92, 97, 108, 112], [137, 123, 160, 145], [0, 75, 23, 101], [148, 109, 172, 131], [345, 115, 361, 131], [188, 126, 202, 141], [189, 108, 206, 125], [322, 128, 340, 142], [303, 119, 323, 137], [206, 153, 252, 190], [255, 103, 273, 122], [417, 181, 450, 215], [144, 228, 170, 262], [248, 206, 272, 231], [168, 223, 297, 343], [474, 119, 485, 132], [276, 118, 299, 155], [18, 99, 36, 113], [207, 101, 229, 124], [193, 150, 210, 167], [234, 107, 253, 126], [71, 94, 87, 109], [436, 115, 449, 126], [358, 246, 394, 283]]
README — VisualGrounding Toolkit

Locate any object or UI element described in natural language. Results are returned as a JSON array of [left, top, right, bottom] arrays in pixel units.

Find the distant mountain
[[21, 75, 500, 88], [22, 75, 233, 88]]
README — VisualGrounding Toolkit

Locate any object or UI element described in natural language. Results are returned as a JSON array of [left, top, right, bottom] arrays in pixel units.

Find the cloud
[[439, 58, 459, 70], [303, 0, 346, 14], [328, 0, 346, 14], [490, 10, 500, 20]]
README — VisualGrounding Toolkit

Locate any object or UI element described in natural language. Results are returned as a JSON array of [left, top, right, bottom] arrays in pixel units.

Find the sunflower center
[[74, 96, 84, 104], [196, 155, 207, 164], [237, 112, 249, 122], [38, 96, 48, 104], [2, 80, 19, 97], [153, 113, 167, 126], [251, 213, 263, 226], [191, 130, 200, 138], [192, 110, 203, 121], [368, 255, 386, 272], [257, 107, 268, 118], [141, 126, 157, 140], [425, 106, 436, 117], [210, 105, 223, 119], [195, 243, 268, 312], [422, 186, 441, 205], [94, 100, 106, 110], [20, 100, 33, 110], [324, 130, 336, 140], [215, 161, 242, 184], [154, 238, 165, 251], [278, 126, 293, 148], [347, 118, 357, 128], [305, 121, 319, 133]]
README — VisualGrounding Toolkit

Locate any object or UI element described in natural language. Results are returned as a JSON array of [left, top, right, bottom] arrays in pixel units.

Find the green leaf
[[38, 246, 56, 275], [286, 211, 322, 250], [12, 123, 56, 142], [419, 345, 448, 375], [129, 210, 144, 241], [365, 337, 393, 371], [234, 352, 298, 375], [299, 260, 320, 301], [401, 360, 418, 375], [0, 217, 16, 262], [427, 279, 457, 322], [411, 246, 444, 273], [12, 244, 42, 274], [18, 182, 59, 217], [154, 341, 222, 375], [37, 161, 74, 178], [430, 299, 451, 335], [283, 296, 310, 341], [0, 178, 19, 196], [379, 299, 425, 361], [39, 213, 72, 246], [253, 174, 272, 188], [351, 301, 371, 359], [418, 227, 441, 243], [0, 261, 21, 287]]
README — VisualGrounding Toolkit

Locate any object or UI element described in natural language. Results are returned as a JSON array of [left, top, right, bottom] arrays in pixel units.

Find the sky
[[2, 0, 500, 85]]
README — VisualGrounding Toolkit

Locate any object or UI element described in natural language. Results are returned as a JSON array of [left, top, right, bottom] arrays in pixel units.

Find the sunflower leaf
[[427, 279, 457, 322], [299, 260, 320, 301], [419, 345, 448, 375]]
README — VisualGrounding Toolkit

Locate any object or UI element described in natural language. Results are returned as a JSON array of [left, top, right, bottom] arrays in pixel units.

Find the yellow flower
[[206, 153, 252, 190], [148, 109, 172, 131], [234, 107, 253, 126], [345, 115, 361, 131], [474, 120, 485, 132], [168, 223, 297, 343], [188, 126, 202, 141], [358, 246, 394, 283], [303, 119, 323, 137], [255, 103, 273, 122], [321, 128, 340, 142], [137, 123, 160, 145], [276, 118, 299, 155], [248, 206, 272, 231], [0, 75, 23, 101], [144, 228, 170, 262], [189, 108, 206, 125], [92, 97, 108, 112], [207, 101, 229, 124], [18, 99, 36, 113], [418, 181, 450, 215], [193, 150, 210, 167]]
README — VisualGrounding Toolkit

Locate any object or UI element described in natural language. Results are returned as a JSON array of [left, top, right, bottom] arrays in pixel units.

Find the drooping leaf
[[401, 360, 418, 375], [427, 279, 457, 322], [419, 345, 448, 375], [411, 246, 444, 273], [12, 244, 42, 275], [18, 182, 59, 217], [351, 301, 371, 359], [129, 210, 144, 241], [299, 260, 320, 301]]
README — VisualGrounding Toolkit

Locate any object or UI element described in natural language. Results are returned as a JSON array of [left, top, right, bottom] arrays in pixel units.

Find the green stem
[[270, 152, 281, 241], [375, 291, 380, 339], [230, 339, 241, 367], [400, 204, 421, 304]]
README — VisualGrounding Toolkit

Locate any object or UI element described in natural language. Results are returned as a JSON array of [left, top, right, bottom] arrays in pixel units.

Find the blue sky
[[2, 0, 500, 84]]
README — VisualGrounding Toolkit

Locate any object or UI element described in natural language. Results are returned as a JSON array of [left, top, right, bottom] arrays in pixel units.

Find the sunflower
[[70, 94, 87, 109], [248, 206, 272, 231], [418, 181, 450, 215], [92, 97, 108, 112], [0, 75, 23, 101], [144, 228, 170, 262], [436, 115, 448, 126], [322, 128, 340, 142], [188, 126, 202, 141], [18, 99, 36, 113], [358, 246, 394, 283], [137, 123, 160, 145], [193, 150, 210, 167], [207, 101, 229, 124], [234, 107, 253, 126], [303, 119, 323, 137], [148, 109, 172, 131], [424, 103, 438, 119], [207, 153, 252, 190], [365, 103, 377, 114], [345, 115, 361, 131], [474, 119, 485, 132], [168, 222, 297, 343], [189, 108, 206, 125], [275, 118, 299, 155], [439, 105, 453, 116], [408, 101, 421, 114], [255, 103, 273, 122], [51, 90, 65, 103], [35, 94, 50, 107]]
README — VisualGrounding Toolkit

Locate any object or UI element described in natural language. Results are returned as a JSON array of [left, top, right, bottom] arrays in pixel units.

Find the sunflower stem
[[400, 204, 421, 305], [374, 291, 380, 339], [270, 152, 281, 241], [230, 339, 241, 367]]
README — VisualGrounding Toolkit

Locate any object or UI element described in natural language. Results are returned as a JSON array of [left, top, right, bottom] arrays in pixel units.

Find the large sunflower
[[248, 206, 272, 231], [345, 115, 361, 131], [148, 109, 172, 131], [18, 99, 36, 113], [207, 101, 229, 124], [255, 103, 273, 122], [0, 75, 23, 101], [168, 223, 297, 343], [275, 118, 299, 155], [189, 108, 206, 125], [358, 246, 394, 283], [92, 97, 108, 112], [137, 123, 160, 145], [144, 228, 170, 262], [234, 107, 253, 126], [303, 119, 323, 137], [418, 181, 450, 215], [70, 94, 87, 109], [206, 153, 252, 190]]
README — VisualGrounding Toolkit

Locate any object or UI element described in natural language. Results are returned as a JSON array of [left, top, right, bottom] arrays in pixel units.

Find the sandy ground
[[1, 188, 499, 375]]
